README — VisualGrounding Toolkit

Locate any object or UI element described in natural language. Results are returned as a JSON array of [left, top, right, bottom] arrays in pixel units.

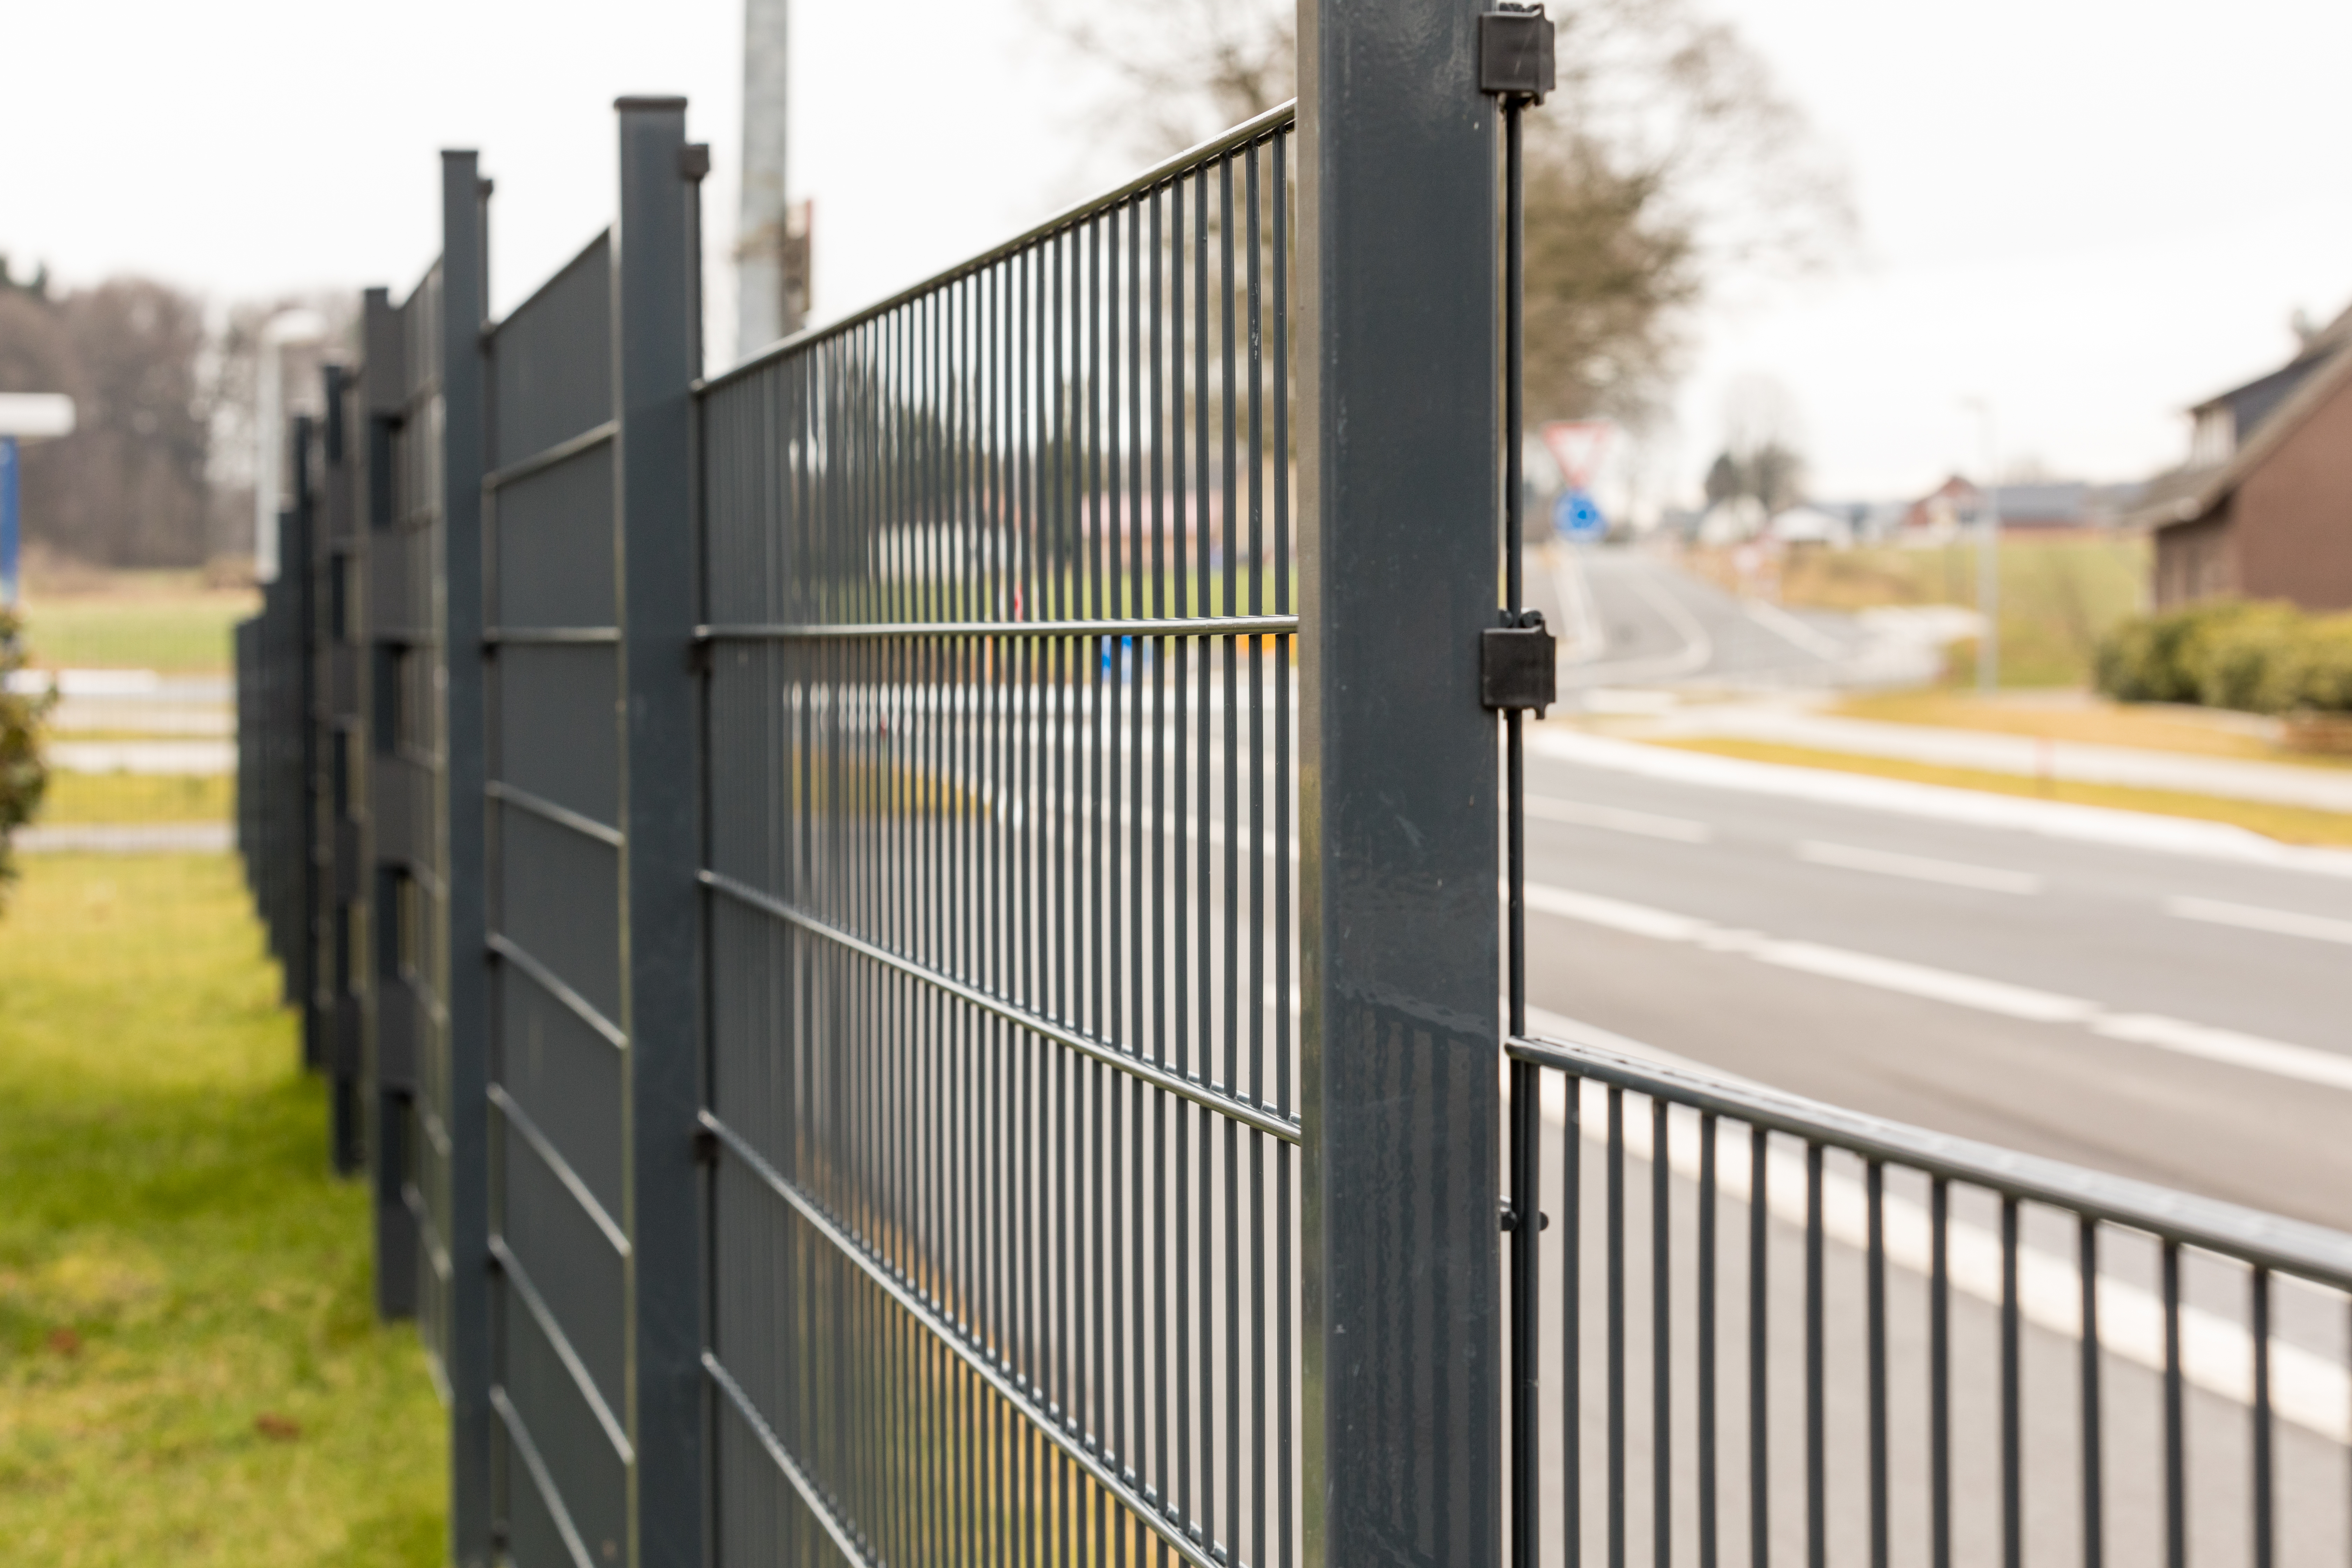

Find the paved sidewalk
[[1628, 701, 2352, 814], [17, 823, 233, 854]]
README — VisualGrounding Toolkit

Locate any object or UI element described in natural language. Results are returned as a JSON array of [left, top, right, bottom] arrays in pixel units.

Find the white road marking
[[1525, 795, 1712, 843], [1539, 1073, 2348, 1443], [2091, 1013, 2352, 1094], [2166, 894, 2352, 947], [1752, 940, 2096, 1021], [1528, 728, 2352, 880], [1743, 597, 1849, 659], [1796, 838, 2043, 894], [1525, 879, 2346, 1090], [1524, 883, 1712, 942]]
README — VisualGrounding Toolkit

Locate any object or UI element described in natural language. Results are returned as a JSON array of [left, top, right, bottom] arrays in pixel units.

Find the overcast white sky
[[6, 0, 2349, 503]]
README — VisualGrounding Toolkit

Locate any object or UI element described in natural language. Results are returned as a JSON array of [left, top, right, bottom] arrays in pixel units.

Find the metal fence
[[224, 6, 2352, 1565], [1503, 1029, 2352, 1568]]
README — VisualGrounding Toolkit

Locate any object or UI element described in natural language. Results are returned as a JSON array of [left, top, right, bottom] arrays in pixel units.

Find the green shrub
[[2096, 600, 2352, 714], [0, 608, 55, 903]]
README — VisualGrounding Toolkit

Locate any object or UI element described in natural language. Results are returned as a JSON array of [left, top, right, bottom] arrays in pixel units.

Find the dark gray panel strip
[[489, 1234, 636, 1464], [699, 613, 1298, 642], [704, 1353, 877, 1568], [700, 870, 1300, 1142], [488, 779, 625, 847], [482, 420, 616, 492], [489, 1083, 632, 1258], [488, 1386, 596, 1568], [488, 933, 628, 1049], [484, 627, 621, 646], [699, 1112, 1227, 1568]]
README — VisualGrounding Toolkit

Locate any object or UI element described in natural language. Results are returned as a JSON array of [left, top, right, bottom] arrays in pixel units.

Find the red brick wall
[[2235, 372, 2352, 611], [2154, 511, 2235, 609]]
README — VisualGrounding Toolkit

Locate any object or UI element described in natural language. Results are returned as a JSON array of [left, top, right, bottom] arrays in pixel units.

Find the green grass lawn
[[0, 853, 444, 1566], [18, 586, 258, 673], [1694, 535, 2150, 688], [35, 772, 233, 825]]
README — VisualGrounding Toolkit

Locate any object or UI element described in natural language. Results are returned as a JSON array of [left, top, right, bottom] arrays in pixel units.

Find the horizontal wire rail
[[1507, 1029, 2352, 1568]]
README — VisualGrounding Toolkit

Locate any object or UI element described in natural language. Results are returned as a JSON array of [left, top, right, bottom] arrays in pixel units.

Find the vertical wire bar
[[1499, 87, 1537, 1568], [2253, 1265, 2274, 1568], [1272, 124, 1295, 1568], [2164, 1239, 2186, 1568], [1931, 1178, 1951, 1568], [2003, 1196, 2022, 1568], [1749, 1128, 1768, 1568], [1654, 1099, 1672, 1568], [1806, 1142, 1825, 1568], [1868, 1161, 1888, 1568], [1699, 1112, 1718, 1568], [1565, 1073, 1583, 1568], [1512, 1060, 1543, 1568], [2079, 1218, 2102, 1568], [1610, 1086, 1627, 1568]]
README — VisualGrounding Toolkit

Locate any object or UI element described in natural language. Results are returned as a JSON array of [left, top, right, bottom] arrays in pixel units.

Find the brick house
[[2142, 304, 2352, 610]]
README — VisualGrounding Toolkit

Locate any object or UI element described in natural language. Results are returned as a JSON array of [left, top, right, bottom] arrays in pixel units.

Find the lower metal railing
[[1505, 1027, 2352, 1568]]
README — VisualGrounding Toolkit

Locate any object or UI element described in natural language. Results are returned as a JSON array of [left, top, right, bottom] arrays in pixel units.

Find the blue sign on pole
[[1555, 485, 1606, 542], [0, 435, 18, 607]]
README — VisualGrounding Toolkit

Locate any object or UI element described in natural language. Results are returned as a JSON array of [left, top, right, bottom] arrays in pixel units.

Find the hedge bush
[[1, 607, 54, 903], [2094, 599, 2352, 714]]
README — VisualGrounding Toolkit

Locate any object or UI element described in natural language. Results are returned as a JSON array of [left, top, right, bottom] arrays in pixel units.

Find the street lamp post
[[255, 310, 327, 584], [1966, 398, 2001, 692]]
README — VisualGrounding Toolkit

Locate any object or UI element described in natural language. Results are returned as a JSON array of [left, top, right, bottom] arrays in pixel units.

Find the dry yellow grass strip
[[1654, 737, 2352, 848]]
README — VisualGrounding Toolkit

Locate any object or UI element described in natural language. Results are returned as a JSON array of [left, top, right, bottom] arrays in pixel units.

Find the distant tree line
[[0, 259, 345, 573]]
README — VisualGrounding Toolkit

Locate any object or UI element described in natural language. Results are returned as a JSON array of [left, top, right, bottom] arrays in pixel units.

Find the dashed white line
[[2165, 894, 2352, 947], [1796, 838, 2043, 895], [1526, 880, 2348, 1092], [2091, 1013, 2352, 1094], [1525, 795, 1712, 843], [1751, 940, 2095, 1022]]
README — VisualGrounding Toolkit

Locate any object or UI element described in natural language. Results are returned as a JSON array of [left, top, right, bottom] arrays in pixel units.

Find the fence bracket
[[1478, 5, 1556, 103], [1481, 609, 1556, 715]]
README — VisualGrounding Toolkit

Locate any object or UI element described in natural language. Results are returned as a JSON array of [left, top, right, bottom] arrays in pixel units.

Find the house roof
[[2141, 306, 2352, 532]]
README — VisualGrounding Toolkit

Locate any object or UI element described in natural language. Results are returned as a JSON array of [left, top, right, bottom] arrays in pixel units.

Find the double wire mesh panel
[[366, 260, 462, 1389], [1504, 1032, 2352, 1568], [479, 229, 637, 1567], [698, 104, 1301, 1568]]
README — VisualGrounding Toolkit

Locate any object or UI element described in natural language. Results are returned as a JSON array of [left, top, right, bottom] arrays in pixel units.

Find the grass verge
[[1655, 738, 2352, 848], [1691, 536, 2148, 688], [36, 772, 233, 825], [18, 588, 257, 674], [0, 853, 444, 1567], [1828, 689, 2352, 771]]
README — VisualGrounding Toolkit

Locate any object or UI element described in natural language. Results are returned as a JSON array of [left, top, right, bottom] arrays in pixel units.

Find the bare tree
[[1027, 0, 1852, 425], [0, 277, 212, 568]]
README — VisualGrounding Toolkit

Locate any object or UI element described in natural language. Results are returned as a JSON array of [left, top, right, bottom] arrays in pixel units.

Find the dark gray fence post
[[439, 148, 496, 1568], [1298, 0, 1503, 1562], [358, 284, 420, 1322], [612, 96, 706, 1567]]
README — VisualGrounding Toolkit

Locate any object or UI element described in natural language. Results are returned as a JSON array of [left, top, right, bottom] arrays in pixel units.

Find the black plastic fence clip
[[1479, 5, 1556, 103], [1482, 608, 1556, 716]]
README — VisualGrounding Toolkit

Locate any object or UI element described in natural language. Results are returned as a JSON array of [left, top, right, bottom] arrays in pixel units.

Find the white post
[[1974, 401, 2001, 692], [736, 0, 794, 360], [254, 310, 327, 583]]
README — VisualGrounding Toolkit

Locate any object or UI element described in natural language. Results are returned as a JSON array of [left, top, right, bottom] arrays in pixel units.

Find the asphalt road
[[1521, 733, 2352, 1232], [1548, 546, 1903, 693]]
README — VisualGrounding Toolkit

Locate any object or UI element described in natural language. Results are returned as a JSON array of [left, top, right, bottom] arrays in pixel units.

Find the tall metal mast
[[736, 0, 804, 359]]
